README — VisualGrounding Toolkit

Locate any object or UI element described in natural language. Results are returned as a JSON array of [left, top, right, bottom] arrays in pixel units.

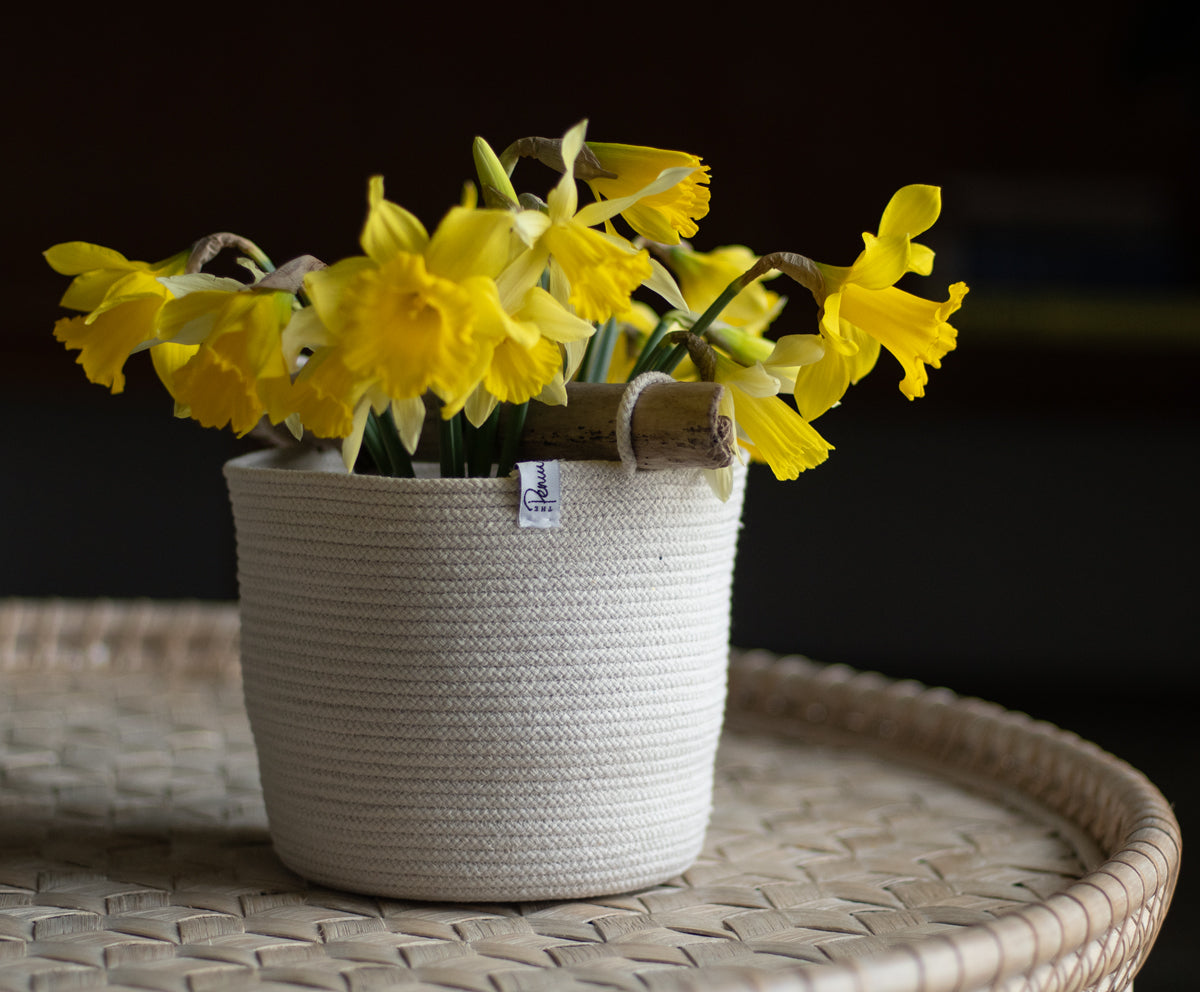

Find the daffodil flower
[[499, 121, 697, 324], [155, 284, 296, 436], [802, 185, 968, 416], [295, 177, 595, 467], [45, 242, 188, 393], [463, 282, 596, 426], [299, 179, 510, 414], [585, 142, 710, 244], [666, 243, 785, 337], [706, 353, 833, 498]]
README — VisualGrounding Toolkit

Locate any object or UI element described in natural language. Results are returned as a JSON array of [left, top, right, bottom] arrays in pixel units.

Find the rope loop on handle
[[616, 372, 676, 475]]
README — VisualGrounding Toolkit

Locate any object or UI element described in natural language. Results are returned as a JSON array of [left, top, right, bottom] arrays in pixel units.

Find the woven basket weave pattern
[[223, 451, 747, 901], [0, 600, 1180, 992]]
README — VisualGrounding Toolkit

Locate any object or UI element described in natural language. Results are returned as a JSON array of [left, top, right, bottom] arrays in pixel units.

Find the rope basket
[[223, 448, 747, 901]]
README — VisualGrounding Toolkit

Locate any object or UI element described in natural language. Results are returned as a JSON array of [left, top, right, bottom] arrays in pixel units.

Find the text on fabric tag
[[517, 460, 561, 529]]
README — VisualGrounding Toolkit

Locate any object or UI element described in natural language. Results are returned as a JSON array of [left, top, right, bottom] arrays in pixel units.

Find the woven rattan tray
[[0, 600, 1181, 992]]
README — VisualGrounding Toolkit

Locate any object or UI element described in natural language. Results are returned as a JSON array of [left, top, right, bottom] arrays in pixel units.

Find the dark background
[[3, 3, 1195, 987]]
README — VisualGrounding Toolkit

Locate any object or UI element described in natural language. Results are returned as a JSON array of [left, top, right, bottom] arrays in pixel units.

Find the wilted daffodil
[[584, 142, 711, 245], [45, 242, 188, 393]]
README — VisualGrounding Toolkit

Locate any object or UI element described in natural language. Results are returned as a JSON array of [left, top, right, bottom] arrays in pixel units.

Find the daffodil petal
[[643, 257, 689, 311], [464, 383, 499, 429], [495, 244, 550, 308], [512, 209, 552, 246], [574, 166, 699, 228], [391, 396, 426, 453], [719, 360, 782, 398], [425, 206, 513, 281], [878, 184, 941, 240], [548, 121, 588, 221], [149, 339, 200, 396], [514, 286, 594, 342], [280, 305, 332, 369], [534, 369, 567, 407], [764, 334, 825, 368], [483, 335, 563, 406], [303, 256, 376, 331], [851, 233, 911, 291], [341, 400, 372, 472], [790, 347, 851, 421], [907, 242, 935, 276], [704, 466, 734, 502], [362, 176, 429, 263], [44, 241, 130, 275], [157, 273, 245, 298]]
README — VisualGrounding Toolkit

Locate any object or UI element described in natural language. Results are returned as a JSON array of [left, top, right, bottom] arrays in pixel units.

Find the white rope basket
[[224, 448, 746, 901]]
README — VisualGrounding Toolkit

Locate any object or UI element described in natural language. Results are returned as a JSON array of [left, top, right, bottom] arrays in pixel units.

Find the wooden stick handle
[[415, 382, 734, 469], [254, 382, 736, 471], [517, 381, 734, 469]]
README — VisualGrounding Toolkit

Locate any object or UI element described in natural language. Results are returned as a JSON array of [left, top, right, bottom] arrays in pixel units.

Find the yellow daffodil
[[297, 177, 545, 466], [45, 242, 188, 393], [479, 285, 594, 407], [794, 185, 968, 418], [305, 179, 514, 399], [666, 243, 785, 337], [708, 354, 832, 498], [501, 121, 697, 324], [585, 142, 711, 244], [156, 287, 295, 436]]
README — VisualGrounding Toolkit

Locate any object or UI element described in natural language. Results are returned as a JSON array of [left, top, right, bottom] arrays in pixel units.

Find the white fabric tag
[[516, 460, 562, 529]]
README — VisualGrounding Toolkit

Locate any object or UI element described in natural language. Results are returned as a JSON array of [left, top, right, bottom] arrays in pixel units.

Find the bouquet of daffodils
[[46, 121, 967, 499]]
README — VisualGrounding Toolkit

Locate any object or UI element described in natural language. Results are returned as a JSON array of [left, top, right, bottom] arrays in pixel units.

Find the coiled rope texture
[[224, 449, 747, 901]]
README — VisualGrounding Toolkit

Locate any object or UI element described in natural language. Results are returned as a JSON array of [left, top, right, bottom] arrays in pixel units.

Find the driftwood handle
[[415, 382, 735, 469], [515, 381, 734, 469], [254, 381, 737, 471]]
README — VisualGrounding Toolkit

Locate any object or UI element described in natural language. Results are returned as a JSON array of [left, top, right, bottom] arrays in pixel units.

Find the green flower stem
[[651, 277, 750, 376], [688, 279, 745, 341], [361, 411, 391, 475], [466, 405, 501, 477], [439, 410, 465, 478], [626, 316, 674, 381], [495, 401, 528, 479], [640, 337, 681, 376], [657, 341, 690, 375], [377, 407, 416, 478], [579, 318, 618, 383]]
